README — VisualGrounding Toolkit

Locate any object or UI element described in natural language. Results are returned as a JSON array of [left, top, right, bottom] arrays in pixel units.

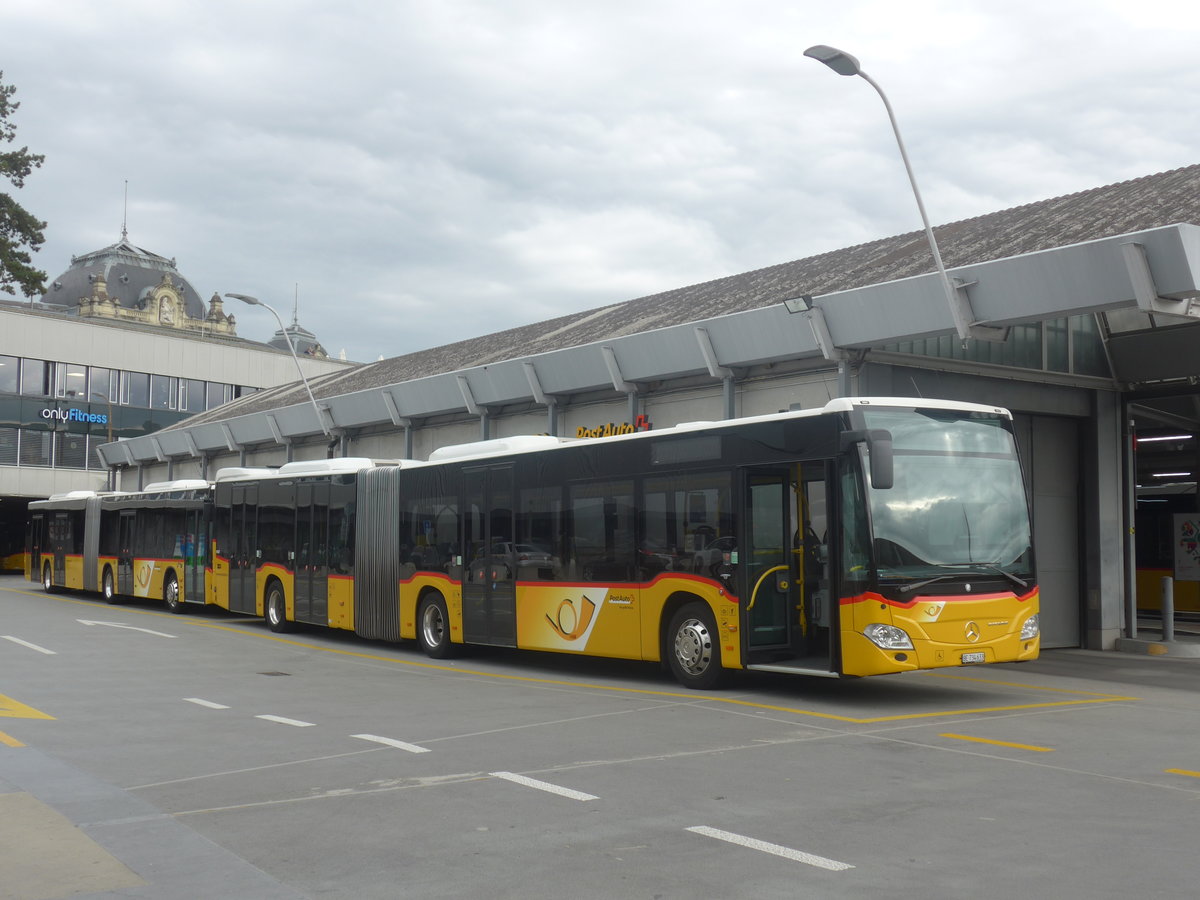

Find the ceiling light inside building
[[1137, 433, 1193, 443]]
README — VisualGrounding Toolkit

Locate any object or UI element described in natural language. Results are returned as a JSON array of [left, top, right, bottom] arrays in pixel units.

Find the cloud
[[4, 0, 1200, 362], [499, 205, 733, 295]]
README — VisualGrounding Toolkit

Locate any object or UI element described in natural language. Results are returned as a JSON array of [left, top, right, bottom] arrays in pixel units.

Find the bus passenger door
[[309, 480, 329, 624], [117, 510, 135, 595], [295, 483, 313, 621], [462, 465, 516, 647], [28, 512, 45, 581], [742, 471, 793, 655], [741, 466, 833, 672], [184, 507, 206, 604], [229, 483, 258, 615], [796, 462, 833, 668], [294, 481, 329, 625], [50, 512, 69, 586]]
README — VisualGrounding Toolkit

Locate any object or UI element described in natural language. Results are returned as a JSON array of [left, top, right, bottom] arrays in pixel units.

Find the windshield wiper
[[896, 563, 1028, 595], [977, 564, 1028, 591], [897, 573, 960, 594]]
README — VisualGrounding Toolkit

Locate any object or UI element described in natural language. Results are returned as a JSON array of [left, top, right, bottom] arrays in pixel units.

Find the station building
[[97, 165, 1200, 654], [0, 232, 355, 564]]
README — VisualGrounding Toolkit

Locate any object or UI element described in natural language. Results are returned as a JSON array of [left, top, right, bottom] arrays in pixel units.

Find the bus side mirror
[[867, 429, 893, 490], [842, 428, 894, 490]]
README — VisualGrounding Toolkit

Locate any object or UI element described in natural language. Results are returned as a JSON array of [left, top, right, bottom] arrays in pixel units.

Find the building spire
[[121, 180, 129, 241]]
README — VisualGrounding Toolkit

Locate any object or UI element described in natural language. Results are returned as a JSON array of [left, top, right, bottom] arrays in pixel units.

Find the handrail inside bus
[[747, 565, 789, 611]]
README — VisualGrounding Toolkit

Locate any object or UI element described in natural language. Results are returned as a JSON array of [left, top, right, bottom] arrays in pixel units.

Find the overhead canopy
[[97, 223, 1200, 467]]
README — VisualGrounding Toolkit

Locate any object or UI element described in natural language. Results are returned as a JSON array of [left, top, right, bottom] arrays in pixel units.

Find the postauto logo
[[41, 406, 108, 425]]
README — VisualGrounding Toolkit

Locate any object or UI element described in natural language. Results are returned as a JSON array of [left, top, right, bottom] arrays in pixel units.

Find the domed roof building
[[0, 222, 357, 564], [38, 230, 237, 337], [268, 319, 328, 358]]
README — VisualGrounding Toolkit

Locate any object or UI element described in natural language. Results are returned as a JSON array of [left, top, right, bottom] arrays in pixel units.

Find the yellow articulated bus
[[28, 480, 211, 612], [30, 398, 1040, 688], [207, 397, 1039, 688]]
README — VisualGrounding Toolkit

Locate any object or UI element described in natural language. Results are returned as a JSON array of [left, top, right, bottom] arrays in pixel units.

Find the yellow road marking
[[19, 586, 1139, 724], [0, 730, 25, 747], [941, 732, 1054, 752], [179, 622, 1142, 723], [1165, 769, 1200, 779], [0, 695, 54, 720]]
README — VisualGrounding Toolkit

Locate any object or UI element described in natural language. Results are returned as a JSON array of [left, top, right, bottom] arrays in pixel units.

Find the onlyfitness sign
[[41, 406, 108, 425]]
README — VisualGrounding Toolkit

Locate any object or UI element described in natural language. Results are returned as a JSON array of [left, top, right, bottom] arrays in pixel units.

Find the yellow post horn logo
[[546, 595, 597, 641]]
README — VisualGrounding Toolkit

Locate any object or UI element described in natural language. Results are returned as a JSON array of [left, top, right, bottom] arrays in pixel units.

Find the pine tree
[[0, 72, 47, 299]]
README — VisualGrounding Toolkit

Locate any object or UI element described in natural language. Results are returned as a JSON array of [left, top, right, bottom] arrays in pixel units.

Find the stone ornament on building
[[75, 271, 237, 336]]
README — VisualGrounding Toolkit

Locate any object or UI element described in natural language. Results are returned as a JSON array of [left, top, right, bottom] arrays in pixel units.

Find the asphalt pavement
[[4, 574, 1200, 900]]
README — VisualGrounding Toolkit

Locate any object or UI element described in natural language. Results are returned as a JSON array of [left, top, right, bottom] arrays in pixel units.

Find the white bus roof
[[141, 479, 210, 493], [213, 467, 280, 483], [821, 397, 1013, 418], [428, 435, 571, 463], [204, 398, 1013, 481], [420, 398, 1014, 464], [45, 490, 100, 501], [213, 458, 414, 483]]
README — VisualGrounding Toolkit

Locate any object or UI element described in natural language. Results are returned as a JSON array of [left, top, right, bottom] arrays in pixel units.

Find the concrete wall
[[1, 307, 351, 387]]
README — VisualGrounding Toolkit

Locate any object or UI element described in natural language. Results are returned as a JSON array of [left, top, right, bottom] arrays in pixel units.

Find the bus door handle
[[747, 565, 789, 611]]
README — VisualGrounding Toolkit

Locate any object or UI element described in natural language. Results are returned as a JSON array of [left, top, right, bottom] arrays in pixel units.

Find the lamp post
[[224, 292, 329, 436], [803, 44, 1000, 343]]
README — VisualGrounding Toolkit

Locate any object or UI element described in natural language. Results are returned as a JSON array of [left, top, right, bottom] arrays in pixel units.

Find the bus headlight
[[864, 623, 914, 650], [1019, 614, 1040, 640]]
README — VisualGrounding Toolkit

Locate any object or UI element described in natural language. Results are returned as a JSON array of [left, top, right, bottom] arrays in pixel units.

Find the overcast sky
[[4, 0, 1198, 362]]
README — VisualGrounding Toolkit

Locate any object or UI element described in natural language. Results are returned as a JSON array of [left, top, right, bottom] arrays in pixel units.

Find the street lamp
[[803, 45, 1003, 343], [224, 292, 330, 436]]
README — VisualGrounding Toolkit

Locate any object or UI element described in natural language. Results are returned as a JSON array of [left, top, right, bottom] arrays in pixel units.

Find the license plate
[[961, 651, 986, 664]]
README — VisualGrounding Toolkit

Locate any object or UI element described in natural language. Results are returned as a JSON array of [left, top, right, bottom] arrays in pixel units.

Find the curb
[[1114, 637, 1200, 658]]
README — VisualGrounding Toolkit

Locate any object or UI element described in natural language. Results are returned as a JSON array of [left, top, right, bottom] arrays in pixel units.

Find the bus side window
[[517, 484, 563, 580], [839, 460, 870, 581], [569, 482, 634, 582]]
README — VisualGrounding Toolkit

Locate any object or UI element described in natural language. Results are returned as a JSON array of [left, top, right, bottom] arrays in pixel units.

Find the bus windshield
[[861, 408, 1032, 583]]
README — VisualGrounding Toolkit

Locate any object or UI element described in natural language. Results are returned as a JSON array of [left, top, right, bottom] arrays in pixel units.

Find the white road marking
[[686, 826, 854, 871], [184, 698, 230, 709], [77, 619, 177, 638], [2, 635, 56, 655], [256, 714, 316, 727], [352, 733, 431, 753], [489, 771, 598, 802]]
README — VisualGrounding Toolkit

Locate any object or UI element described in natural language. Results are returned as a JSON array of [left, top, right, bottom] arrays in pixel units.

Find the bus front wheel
[[265, 583, 292, 633], [667, 602, 726, 690], [41, 563, 54, 593], [163, 573, 183, 614], [418, 593, 457, 659], [102, 568, 118, 604]]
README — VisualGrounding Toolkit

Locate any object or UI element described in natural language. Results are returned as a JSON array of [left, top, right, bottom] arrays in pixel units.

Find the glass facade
[[885, 314, 1111, 378], [0, 354, 253, 471], [0, 356, 17, 394]]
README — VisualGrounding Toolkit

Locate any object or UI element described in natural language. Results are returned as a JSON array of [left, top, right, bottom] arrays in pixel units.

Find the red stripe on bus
[[840, 587, 1038, 608]]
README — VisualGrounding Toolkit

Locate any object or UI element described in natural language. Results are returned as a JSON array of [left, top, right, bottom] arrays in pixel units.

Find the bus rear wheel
[[667, 602, 726, 690], [418, 593, 457, 659], [163, 573, 183, 614], [265, 582, 292, 633], [102, 568, 118, 604], [41, 562, 54, 593]]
